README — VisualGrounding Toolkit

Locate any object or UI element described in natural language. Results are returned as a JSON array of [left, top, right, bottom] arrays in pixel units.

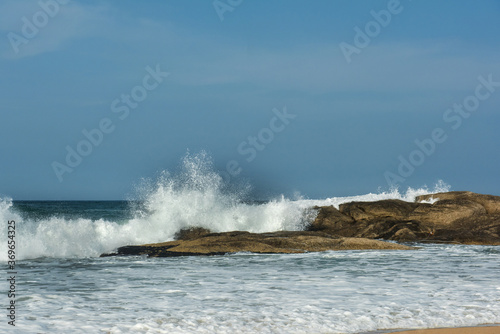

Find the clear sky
[[1, 0, 499, 200]]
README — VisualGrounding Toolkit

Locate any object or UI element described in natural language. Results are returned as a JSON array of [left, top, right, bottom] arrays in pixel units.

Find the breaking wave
[[0, 152, 450, 260]]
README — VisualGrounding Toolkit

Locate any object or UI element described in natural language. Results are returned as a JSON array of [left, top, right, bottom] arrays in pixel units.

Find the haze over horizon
[[1, 0, 499, 200]]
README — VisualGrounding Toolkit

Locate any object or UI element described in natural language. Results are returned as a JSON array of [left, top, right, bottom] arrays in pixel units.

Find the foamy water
[[0, 153, 450, 261], [0, 152, 497, 333], [2, 244, 499, 333]]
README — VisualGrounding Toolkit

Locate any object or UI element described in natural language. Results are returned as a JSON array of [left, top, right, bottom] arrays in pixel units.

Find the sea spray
[[298, 179, 450, 209], [127, 151, 313, 239], [0, 152, 450, 260]]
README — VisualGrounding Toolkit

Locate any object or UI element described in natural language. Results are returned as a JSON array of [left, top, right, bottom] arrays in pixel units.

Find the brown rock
[[174, 227, 211, 240], [409, 199, 487, 227], [392, 228, 417, 242], [307, 206, 354, 232], [101, 230, 414, 257], [309, 200, 431, 240], [339, 199, 423, 220], [309, 191, 500, 245], [100, 191, 500, 258], [449, 213, 500, 244], [416, 191, 500, 214]]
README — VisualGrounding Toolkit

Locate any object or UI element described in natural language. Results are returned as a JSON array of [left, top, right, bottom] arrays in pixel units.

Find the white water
[[1, 153, 498, 334], [4, 245, 500, 333], [1, 152, 450, 261]]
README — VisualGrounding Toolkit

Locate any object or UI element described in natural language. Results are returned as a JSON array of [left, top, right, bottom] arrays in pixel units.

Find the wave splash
[[0, 152, 450, 260]]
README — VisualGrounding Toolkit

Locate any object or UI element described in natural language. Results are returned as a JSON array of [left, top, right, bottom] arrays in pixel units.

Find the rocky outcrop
[[101, 230, 414, 257], [340, 199, 422, 221], [308, 191, 500, 244], [174, 227, 211, 240], [416, 191, 500, 214], [101, 191, 500, 258]]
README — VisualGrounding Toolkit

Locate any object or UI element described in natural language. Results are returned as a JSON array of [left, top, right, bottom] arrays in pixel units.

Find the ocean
[[1, 154, 499, 333]]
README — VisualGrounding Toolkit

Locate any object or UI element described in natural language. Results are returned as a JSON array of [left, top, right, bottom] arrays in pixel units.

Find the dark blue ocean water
[[12, 200, 135, 223]]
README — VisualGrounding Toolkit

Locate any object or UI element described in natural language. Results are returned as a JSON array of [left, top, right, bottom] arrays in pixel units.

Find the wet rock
[[339, 199, 423, 220], [174, 227, 211, 240], [309, 191, 500, 245], [409, 199, 486, 227], [101, 230, 414, 257], [416, 191, 500, 214], [307, 206, 354, 232], [101, 191, 500, 258]]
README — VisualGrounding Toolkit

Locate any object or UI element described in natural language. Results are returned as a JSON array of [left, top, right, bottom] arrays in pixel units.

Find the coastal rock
[[307, 206, 354, 232], [101, 231, 414, 257], [408, 199, 486, 226], [101, 191, 500, 258], [339, 199, 423, 220], [416, 191, 500, 214], [174, 227, 211, 240], [392, 228, 417, 242], [309, 191, 500, 245]]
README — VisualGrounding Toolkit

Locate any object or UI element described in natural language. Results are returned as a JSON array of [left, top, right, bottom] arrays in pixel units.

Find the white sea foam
[[296, 179, 450, 209], [11, 244, 500, 334], [0, 152, 450, 261], [0, 154, 497, 334]]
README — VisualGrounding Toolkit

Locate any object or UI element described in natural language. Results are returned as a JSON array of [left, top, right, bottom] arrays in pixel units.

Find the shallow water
[[1, 154, 497, 333], [2, 244, 498, 333]]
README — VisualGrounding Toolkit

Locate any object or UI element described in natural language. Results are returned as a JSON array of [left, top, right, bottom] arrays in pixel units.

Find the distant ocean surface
[[1, 153, 499, 333]]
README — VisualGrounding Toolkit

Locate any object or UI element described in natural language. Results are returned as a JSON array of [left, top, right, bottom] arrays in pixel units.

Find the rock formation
[[101, 230, 413, 257], [308, 191, 500, 244], [101, 191, 500, 258]]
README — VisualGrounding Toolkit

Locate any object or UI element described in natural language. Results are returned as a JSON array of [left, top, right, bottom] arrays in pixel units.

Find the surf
[[0, 151, 450, 261]]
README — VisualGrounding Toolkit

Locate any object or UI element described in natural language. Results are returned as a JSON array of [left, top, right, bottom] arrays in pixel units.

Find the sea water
[[1, 153, 499, 333]]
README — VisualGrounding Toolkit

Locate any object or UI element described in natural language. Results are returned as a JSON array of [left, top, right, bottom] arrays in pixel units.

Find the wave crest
[[0, 152, 451, 260]]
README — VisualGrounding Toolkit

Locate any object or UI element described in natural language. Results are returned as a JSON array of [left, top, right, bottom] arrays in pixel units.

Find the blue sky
[[1, 0, 499, 200]]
